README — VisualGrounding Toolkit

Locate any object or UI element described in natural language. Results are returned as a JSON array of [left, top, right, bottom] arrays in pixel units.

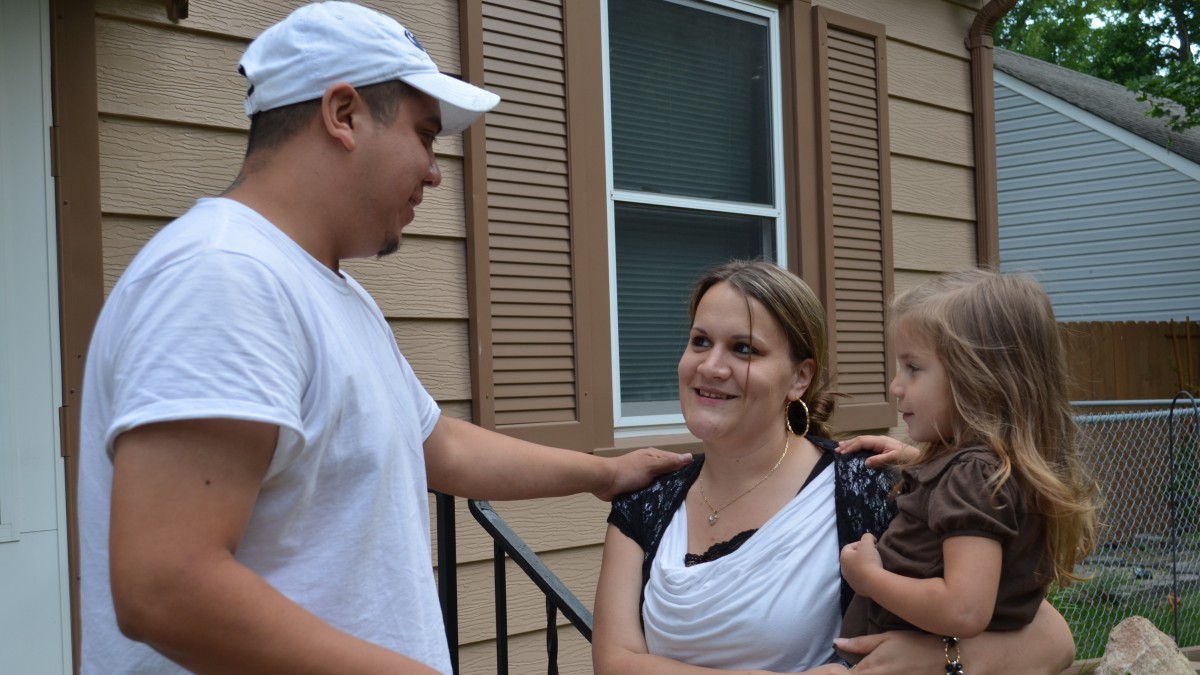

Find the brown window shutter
[[813, 8, 896, 432], [474, 0, 595, 448]]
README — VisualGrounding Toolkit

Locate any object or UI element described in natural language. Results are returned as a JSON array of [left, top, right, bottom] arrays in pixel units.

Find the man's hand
[[594, 448, 693, 501], [836, 434, 918, 468], [839, 532, 883, 596]]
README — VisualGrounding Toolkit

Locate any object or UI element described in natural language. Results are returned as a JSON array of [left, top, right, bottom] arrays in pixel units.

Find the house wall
[[826, 0, 979, 294], [93, 0, 473, 418], [824, 0, 982, 444], [995, 74, 1200, 322], [454, 0, 985, 671], [68, 0, 989, 672]]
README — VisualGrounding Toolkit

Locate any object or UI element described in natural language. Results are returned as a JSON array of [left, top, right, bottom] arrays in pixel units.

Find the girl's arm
[[834, 599, 1075, 675], [835, 434, 918, 468], [592, 525, 845, 675], [839, 534, 1002, 638]]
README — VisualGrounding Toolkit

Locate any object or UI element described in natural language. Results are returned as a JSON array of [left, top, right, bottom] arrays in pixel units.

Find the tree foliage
[[996, 0, 1200, 132]]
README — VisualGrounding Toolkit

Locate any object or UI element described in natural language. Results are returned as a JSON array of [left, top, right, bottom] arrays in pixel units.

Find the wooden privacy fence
[[1061, 321, 1199, 401]]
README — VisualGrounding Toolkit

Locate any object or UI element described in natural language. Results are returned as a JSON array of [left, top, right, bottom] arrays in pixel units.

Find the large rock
[[1093, 615, 1194, 675]]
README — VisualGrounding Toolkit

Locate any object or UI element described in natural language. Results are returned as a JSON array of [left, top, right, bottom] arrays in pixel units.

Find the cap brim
[[402, 72, 500, 136]]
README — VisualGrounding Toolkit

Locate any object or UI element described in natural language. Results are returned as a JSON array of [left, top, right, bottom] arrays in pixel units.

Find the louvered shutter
[[472, 0, 593, 447], [814, 8, 896, 431]]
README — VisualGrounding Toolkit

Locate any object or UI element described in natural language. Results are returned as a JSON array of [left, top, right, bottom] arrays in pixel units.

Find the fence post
[[1168, 392, 1200, 643]]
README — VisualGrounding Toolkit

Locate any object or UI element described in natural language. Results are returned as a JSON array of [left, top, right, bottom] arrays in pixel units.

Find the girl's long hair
[[892, 269, 1097, 587]]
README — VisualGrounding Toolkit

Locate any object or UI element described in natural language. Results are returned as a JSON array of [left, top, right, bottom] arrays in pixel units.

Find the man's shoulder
[[118, 198, 302, 292]]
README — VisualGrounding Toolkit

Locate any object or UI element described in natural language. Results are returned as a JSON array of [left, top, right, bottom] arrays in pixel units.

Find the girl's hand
[[836, 435, 917, 468], [839, 533, 882, 595]]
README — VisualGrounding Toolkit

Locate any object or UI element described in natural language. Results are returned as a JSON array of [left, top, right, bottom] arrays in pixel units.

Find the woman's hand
[[836, 435, 917, 468], [796, 665, 851, 674], [833, 600, 1075, 675], [832, 631, 940, 675]]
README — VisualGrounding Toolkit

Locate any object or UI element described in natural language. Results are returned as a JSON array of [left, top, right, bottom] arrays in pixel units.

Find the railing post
[[494, 541, 508, 675], [468, 499, 593, 672], [434, 492, 459, 674], [546, 598, 559, 675]]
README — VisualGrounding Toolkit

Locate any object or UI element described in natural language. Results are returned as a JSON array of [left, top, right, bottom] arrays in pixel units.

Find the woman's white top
[[642, 463, 842, 670]]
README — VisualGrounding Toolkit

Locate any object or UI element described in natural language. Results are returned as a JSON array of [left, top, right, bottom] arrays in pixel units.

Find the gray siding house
[[994, 48, 1200, 322]]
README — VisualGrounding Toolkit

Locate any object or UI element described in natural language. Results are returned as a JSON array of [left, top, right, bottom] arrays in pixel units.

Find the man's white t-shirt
[[78, 198, 450, 673]]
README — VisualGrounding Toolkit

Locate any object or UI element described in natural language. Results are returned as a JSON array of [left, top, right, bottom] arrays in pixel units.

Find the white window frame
[[601, 0, 788, 436]]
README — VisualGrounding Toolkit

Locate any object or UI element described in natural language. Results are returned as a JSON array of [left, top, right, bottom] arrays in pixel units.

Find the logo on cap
[[238, 64, 255, 98], [404, 29, 427, 54]]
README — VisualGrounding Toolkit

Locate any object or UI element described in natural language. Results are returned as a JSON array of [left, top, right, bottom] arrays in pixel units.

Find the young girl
[[837, 270, 1097, 670]]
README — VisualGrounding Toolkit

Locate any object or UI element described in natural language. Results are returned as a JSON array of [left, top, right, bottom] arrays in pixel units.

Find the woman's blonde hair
[[688, 260, 838, 438], [892, 269, 1097, 586]]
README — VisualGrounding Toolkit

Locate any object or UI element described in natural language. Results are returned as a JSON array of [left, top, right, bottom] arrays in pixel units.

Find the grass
[[1049, 568, 1200, 660]]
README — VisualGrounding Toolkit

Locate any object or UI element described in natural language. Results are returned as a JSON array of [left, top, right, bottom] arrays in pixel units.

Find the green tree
[[997, 0, 1200, 132]]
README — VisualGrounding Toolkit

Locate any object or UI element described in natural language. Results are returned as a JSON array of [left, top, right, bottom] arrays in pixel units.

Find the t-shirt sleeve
[[927, 456, 1021, 541], [104, 249, 308, 458]]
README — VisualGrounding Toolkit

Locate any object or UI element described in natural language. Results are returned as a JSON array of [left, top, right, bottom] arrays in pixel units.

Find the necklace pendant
[[708, 513, 719, 525]]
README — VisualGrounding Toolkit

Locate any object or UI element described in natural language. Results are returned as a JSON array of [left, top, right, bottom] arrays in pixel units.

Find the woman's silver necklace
[[697, 433, 791, 526]]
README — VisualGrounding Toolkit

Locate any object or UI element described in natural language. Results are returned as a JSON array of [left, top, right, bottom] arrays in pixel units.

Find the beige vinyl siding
[[460, 630, 591, 675], [892, 213, 975, 271], [93, 0, 511, 664], [822, 0, 979, 281], [430, 493, 606, 672], [92, 0, 471, 404], [95, 0, 460, 67]]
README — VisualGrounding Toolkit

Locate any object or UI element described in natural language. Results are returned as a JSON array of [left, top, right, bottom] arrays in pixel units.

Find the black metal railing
[[468, 499, 593, 675], [432, 491, 460, 674], [433, 497, 593, 675]]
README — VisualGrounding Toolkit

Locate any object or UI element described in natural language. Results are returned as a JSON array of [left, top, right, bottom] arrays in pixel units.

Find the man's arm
[[109, 418, 436, 674], [423, 415, 691, 501]]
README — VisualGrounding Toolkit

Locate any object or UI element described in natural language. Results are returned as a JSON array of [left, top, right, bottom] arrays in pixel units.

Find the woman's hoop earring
[[786, 398, 810, 437]]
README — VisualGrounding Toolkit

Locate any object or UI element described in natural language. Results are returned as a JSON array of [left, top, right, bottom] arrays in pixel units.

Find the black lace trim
[[684, 528, 758, 566]]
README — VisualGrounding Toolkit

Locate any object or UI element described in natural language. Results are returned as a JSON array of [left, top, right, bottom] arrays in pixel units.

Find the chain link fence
[[1052, 396, 1200, 659]]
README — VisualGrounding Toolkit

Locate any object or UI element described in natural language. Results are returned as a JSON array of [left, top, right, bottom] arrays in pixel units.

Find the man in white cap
[[77, 3, 690, 673]]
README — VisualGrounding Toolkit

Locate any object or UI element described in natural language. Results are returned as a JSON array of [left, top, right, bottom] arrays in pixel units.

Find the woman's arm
[[840, 534, 1002, 637], [592, 525, 732, 675], [833, 600, 1075, 675]]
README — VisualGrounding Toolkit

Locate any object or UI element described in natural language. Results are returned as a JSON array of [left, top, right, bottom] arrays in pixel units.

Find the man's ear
[[790, 358, 816, 400], [321, 83, 363, 151]]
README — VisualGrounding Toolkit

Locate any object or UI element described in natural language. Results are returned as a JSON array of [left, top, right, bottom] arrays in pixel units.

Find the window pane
[[610, 0, 773, 204], [615, 202, 776, 415]]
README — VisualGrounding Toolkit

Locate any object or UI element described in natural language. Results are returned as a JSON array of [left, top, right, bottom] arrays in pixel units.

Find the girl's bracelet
[[943, 636, 964, 674]]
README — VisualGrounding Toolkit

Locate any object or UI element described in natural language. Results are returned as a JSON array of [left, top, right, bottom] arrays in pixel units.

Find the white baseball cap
[[239, 1, 500, 135]]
